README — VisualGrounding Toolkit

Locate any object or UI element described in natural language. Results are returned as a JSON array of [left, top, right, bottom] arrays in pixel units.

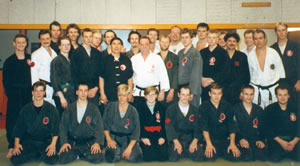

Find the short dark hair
[[147, 28, 160, 40], [241, 84, 254, 93], [197, 22, 209, 31], [178, 86, 191, 94], [38, 30, 51, 39], [275, 84, 290, 95], [49, 21, 61, 30], [66, 23, 81, 35], [57, 35, 71, 47], [127, 30, 141, 43], [209, 82, 223, 92], [13, 34, 28, 43], [244, 29, 255, 37], [104, 30, 117, 38], [224, 32, 240, 43], [82, 28, 92, 36], [181, 28, 193, 38], [110, 37, 123, 46], [76, 82, 89, 91], [139, 36, 151, 43], [254, 29, 267, 39], [32, 81, 46, 91]]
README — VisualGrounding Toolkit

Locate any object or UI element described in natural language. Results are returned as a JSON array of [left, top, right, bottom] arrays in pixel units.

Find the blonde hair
[[117, 84, 130, 95], [144, 86, 158, 96], [92, 30, 103, 36], [275, 22, 288, 32]]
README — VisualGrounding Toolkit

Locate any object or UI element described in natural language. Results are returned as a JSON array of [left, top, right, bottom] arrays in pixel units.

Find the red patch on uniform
[[286, 50, 293, 57], [209, 57, 216, 65], [198, 114, 201, 119], [220, 113, 226, 121], [156, 112, 160, 120], [165, 118, 171, 124], [120, 64, 126, 71], [253, 118, 258, 128], [27, 59, 35, 67], [166, 61, 173, 68], [182, 57, 187, 64], [43, 117, 49, 125], [290, 113, 296, 122], [234, 61, 240, 67], [189, 114, 195, 122], [126, 119, 130, 126], [86, 116, 91, 124], [151, 64, 155, 72]]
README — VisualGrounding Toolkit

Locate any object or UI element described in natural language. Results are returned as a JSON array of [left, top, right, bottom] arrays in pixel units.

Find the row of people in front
[[9, 82, 299, 165]]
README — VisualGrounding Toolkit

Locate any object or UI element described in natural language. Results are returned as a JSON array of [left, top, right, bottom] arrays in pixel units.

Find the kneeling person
[[59, 83, 104, 164], [200, 83, 240, 161], [165, 86, 204, 161], [103, 84, 143, 162], [233, 85, 266, 161], [10, 81, 59, 165]]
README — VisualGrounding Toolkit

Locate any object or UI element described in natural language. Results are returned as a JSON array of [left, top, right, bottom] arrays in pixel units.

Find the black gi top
[[71, 45, 102, 89], [59, 102, 104, 145], [12, 101, 59, 141], [233, 102, 264, 142], [271, 40, 300, 87], [101, 49, 109, 57], [199, 100, 238, 140], [200, 46, 231, 86], [50, 54, 76, 103], [126, 50, 137, 59], [165, 103, 202, 142], [138, 101, 166, 140], [50, 41, 60, 55], [99, 54, 133, 101], [3, 53, 31, 97], [158, 51, 178, 90], [264, 102, 300, 140], [103, 102, 140, 140]]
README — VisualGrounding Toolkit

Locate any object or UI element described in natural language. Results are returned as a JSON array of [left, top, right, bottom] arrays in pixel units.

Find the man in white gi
[[241, 30, 256, 56], [248, 29, 285, 108], [131, 36, 169, 109], [192, 23, 209, 51], [169, 26, 184, 55], [31, 30, 57, 105]]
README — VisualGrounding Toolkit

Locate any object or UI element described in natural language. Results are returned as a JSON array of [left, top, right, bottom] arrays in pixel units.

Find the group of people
[[2, 21, 299, 164]]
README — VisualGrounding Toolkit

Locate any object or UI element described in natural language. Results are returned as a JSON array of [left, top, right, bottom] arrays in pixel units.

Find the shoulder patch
[[165, 118, 171, 124], [43, 117, 49, 125]]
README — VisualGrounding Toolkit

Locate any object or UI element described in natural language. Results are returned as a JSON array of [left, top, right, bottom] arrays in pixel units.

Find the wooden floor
[[0, 129, 299, 166]]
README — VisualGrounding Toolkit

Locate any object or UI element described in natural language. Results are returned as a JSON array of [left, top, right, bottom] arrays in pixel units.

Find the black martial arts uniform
[[71, 45, 102, 105], [50, 41, 60, 55], [103, 102, 143, 162], [264, 102, 300, 162], [165, 103, 204, 161], [99, 53, 133, 102], [59, 102, 104, 164], [137, 101, 168, 161], [199, 100, 240, 161], [2, 53, 32, 150], [10, 101, 59, 165], [224, 51, 250, 105], [233, 102, 266, 161], [50, 54, 76, 116], [200, 46, 231, 102]]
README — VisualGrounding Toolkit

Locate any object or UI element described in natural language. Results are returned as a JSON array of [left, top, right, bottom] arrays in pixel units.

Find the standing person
[[49, 21, 61, 55], [199, 83, 240, 161], [224, 33, 250, 105], [138, 86, 168, 161], [126, 30, 141, 59], [201, 30, 231, 103], [241, 30, 256, 56], [71, 28, 102, 105], [91, 30, 103, 51], [218, 31, 227, 50], [147, 28, 160, 54], [66, 23, 81, 52], [169, 25, 184, 55], [10, 81, 59, 165], [99, 37, 133, 104], [58, 83, 104, 164], [102, 30, 117, 56], [158, 35, 178, 105], [264, 84, 299, 162], [165, 86, 204, 161], [233, 85, 266, 161], [248, 29, 285, 108], [178, 28, 202, 108], [192, 22, 209, 51], [31, 30, 57, 105], [131, 36, 169, 110], [3, 34, 32, 159], [50, 36, 76, 116], [103, 84, 143, 162]]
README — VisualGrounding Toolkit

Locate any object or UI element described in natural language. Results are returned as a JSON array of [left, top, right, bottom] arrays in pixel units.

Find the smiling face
[[147, 30, 158, 43], [111, 39, 122, 54], [254, 32, 267, 49], [209, 88, 223, 105], [241, 88, 254, 104], [104, 32, 116, 46], [244, 33, 254, 47], [40, 33, 51, 48], [181, 33, 192, 48], [129, 33, 140, 48], [67, 28, 80, 42], [170, 27, 181, 42], [32, 85, 46, 102], [92, 32, 102, 48], [207, 33, 218, 47], [13, 37, 27, 52], [276, 89, 290, 106], [159, 36, 170, 51], [178, 88, 191, 105], [226, 36, 237, 50]]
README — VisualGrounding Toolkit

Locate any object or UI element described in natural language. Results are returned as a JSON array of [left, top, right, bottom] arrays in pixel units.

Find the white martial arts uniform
[[241, 46, 255, 56], [131, 52, 170, 96], [31, 46, 57, 105], [248, 47, 285, 108], [169, 42, 184, 55]]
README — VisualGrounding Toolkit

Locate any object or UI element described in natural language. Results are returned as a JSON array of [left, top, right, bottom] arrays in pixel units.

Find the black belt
[[136, 84, 160, 96], [39, 79, 52, 87], [251, 81, 279, 106]]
